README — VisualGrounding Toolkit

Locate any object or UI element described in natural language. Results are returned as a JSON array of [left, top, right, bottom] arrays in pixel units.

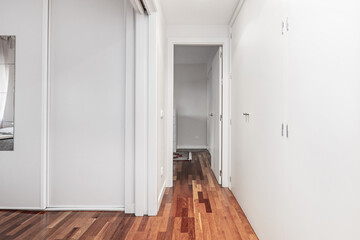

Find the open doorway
[[172, 45, 223, 184]]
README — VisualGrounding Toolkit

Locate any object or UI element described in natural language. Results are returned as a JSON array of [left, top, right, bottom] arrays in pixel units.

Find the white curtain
[[0, 37, 10, 128]]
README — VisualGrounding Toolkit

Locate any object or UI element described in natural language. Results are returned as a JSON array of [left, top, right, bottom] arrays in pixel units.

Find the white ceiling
[[174, 46, 219, 64], [159, 0, 240, 25]]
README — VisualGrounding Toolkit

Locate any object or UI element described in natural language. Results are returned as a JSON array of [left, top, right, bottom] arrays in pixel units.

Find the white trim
[[0, 207, 44, 211], [0, 206, 125, 211], [229, 0, 246, 27], [157, 181, 166, 209], [134, 12, 149, 217], [222, 41, 230, 188], [167, 38, 230, 188], [132, 6, 159, 217], [46, 206, 125, 211], [218, 47, 223, 185], [147, 13, 158, 216], [143, 0, 158, 14], [124, 0, 136, 215], [130, 0, 145, 15], [130, 0, 157, 15], [176, 145, 208, 150], [41, 0, 50, 210], [133, 9, 159, 217], [228, 49, 232, 190], [166, 42, 174, 187]]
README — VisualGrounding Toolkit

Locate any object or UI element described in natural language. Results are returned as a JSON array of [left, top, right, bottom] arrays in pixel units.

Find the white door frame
[[133, 8, 158, 217], [41, 0, 50, 210], [167, 38, 230, 188]]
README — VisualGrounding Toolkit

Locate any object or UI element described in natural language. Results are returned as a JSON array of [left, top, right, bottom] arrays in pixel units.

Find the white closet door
[[286, 0, 360, 238], [230, 0, 286, 239], [49, 0, 125, 207]]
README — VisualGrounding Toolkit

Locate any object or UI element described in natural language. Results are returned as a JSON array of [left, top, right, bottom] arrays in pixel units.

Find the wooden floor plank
[[0, 150, 258, 240]]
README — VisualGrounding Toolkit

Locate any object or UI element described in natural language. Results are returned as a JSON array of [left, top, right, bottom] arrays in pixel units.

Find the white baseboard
[[46, 205, 125, 211], [0, 206, 44, 211], [176, 145, 207, 150], [125, 203, 135, 214], [158, 181, 167, 210]]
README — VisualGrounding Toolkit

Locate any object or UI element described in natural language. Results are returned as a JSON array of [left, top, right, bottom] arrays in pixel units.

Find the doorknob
[[209, 113, 214, 117]]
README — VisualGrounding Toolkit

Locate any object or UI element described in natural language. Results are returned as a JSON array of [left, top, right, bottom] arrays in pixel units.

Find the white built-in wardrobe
[[230, 0, 360, 239], [48, 0, 125, 208]]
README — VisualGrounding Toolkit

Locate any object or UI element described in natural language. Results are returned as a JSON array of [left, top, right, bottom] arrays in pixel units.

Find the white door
[[285, 0, 360, 238], [210, 47, 223, 184], [230, 0, 286, 238], [207, 68, 214, 157], [48, 0, 125, 207]]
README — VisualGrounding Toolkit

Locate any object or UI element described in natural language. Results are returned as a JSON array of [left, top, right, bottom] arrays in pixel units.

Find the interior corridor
[[160, 151, 258, 239], [0, 151, 257, 240]]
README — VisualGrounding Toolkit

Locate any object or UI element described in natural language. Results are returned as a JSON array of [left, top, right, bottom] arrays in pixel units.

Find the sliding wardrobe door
[[49, 0, 125, 207], [285, 0, 360, 238]]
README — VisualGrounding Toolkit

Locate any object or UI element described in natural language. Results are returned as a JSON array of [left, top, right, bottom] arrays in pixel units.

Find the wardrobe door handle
[[286, 125, 289, 138]]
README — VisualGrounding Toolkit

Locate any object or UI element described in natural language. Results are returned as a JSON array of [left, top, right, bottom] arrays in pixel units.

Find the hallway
[[156, 151, 258, 239], [0, 151, 257, 240]]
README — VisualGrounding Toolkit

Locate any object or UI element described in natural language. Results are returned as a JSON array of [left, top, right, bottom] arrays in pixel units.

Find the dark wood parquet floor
[[0, 151, 258, 240]]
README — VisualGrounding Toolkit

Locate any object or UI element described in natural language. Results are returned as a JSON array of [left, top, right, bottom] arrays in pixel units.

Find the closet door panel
[[49, 0, 125, 207], [286, 0, 360, 238], [230, 0, 287, 239]]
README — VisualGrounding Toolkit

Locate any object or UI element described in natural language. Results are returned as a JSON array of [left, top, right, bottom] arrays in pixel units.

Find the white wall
[[168, 25, 229, 38], [156, 2, 168, 208], [0, 0, 45, 208], [174, 63, 208, 149], [48, 0, 125, 207], [231, 0, 360, 239], [175, 46, 218, 65]]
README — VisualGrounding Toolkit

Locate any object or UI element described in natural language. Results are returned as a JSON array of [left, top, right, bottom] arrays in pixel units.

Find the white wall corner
[[229, 0, 246, 27]]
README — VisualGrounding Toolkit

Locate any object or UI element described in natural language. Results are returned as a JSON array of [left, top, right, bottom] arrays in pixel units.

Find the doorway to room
[[172, 45, 223, 184]]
